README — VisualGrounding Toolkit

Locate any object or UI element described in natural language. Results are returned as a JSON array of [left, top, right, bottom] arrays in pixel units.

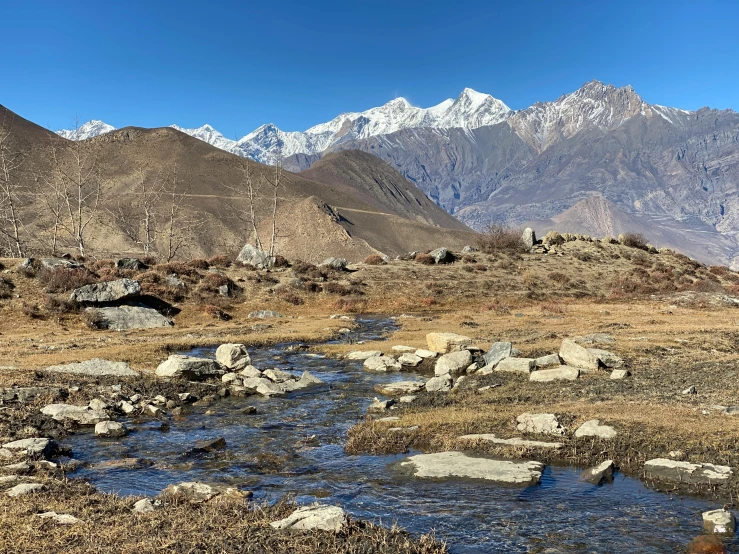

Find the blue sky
[[3, 0, 738, 136]]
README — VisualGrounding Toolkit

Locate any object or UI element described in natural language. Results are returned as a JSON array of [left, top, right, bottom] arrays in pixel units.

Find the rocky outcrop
[[237, 244, 274, 268], [435, 350, 472, 376], [270, 505, 347, 532], [529, 366, 579, 382], [401, 452, 544, 484], [155, 355, 225, 381], [45, 359, 139, 377], [643, 459, 733, 485], [88, 306, 173, 331], [70, 279, 141, 303]]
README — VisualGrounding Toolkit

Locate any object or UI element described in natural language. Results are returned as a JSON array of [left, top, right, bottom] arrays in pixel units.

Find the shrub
[[273, 255, 290, 268], [278, 291, 304, 305], [363, 255, 386, 265], [419, 296, 438, 307], [0, 277, 14, 299], [207, 255, 232, 268], [154, 263, 200, 278], [573, 251, 594, 262], [202, 273, 232, 289], [474, 264, 488, 272], [201, 304, 231, 320], [414, 253, 435, 265], [477, 224, 526, 254], [21, 302, 43, 319], [547, 272, 570, 284], [38, 268, 99, 293], [90, 259, 115, 271], [709, 265, 731, 277], [462, 265, 474, 273], [620, 233, 649, 250], [188, 258, 210, 270], [43, 295, 79, 314], [540, 301, 566, 315], [323, 282, 350, 295], [333, 296, 366, 313], [692, 279, 725, 293], [83, 309, 106, 329]]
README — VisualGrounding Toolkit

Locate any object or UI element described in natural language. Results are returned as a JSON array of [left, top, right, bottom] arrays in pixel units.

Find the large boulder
[[70, 279, 141, 303], [703, 509, 736, 535], [587, 348, 624, 368], [574, 419, 617, 439], [115, 258, 146, 271], [363, 356, 401, 372], [643, 459, 732, 485], [2, 438, 59, 458], [319, 257, 348, 271], [522, 228, 537, 249], [529, 366, 579, 382], [270, 505, 347, 532], [40, 258, 83, 270], [155, 355, 226, 381], [45, 359, 139, 377], [237, 244, 274, 269], [87, 306, 173, 330], [40, 404, 109, 425], [215, 344, 251, 370], [516, 413, 564, 435], [425, 375, 453, 392], [429, 247, 455, 264], [401, 452, 544, 485], [580, 460, 615, 485], [434, 350, 472, 376], [483, 342, 512, 367], [426, 332, 472, 354], [559, 339, 601, 371], [495, 357, 535, 374], [95, 421, 128, 438]]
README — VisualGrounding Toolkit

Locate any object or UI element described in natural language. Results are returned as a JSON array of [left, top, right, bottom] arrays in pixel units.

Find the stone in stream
[[270, 504, 347, 532], [559, 339, 601, 371], [345, 350, 382, 361], [374, 381, 425, 396], [241, 406, 257, 415], [94, 421, 127, 438], [535, 353, 562, 368], [434, 350, 473, 376], [240, 365, 262, 378], [686, 535, 729, 554], [483, 342, 512, 367], [256, 380, 286, 397], [70, 278, 141, 303], [398, 353, 422, 367], [1, 438, 59, 458], [187, 437, 227, 455], [644, 459, 733, 485], [368, 398, 395, 413], [161, 481, 219, 503], [363, 356, 401, 372], [6, 483, 45, 497], [529, 366, 579, 382], [516, 413, 564, 435], [36, 511, 80, 525], [580, 460, 615, 485], [494, 357, 535, 374], [45, 358, 139, 377], [426, 332, 472, 354], [458, 434, 563, 449], [587, 348, 624, 368], [263, 368, 294, 383], [414, 349, 438, 359], [610, 369, 630, 379], [215, 343, 251, 370], [155, 355, 225, 381], [88, 305, 173, 331], [703, 509, 736, 535], [41, 404, 109, 425], [574, 419, 617, 439], [425, 375, 452, 393], [400, 452, 544, 485], [91, 458, 151, 470]]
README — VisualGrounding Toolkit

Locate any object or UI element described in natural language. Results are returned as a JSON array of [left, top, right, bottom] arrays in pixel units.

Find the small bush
[[474, 264, 488, 272], [419, 296, 438, 306], [363, 255, 386, 265], [202, 273, 232, 289], [620, 233, 649, 250], [21, 302, 43, 319], [38, 268, 99, 293], [278, 291, 304, 305], [43, 295, 79, 314], [155, 263, 200, 278], [201, 304, 231, 320], [189, 258, 210, 270], [207, 255, 232, 268], [273, 255, 290, 268], [414, 253, 435, 265], [83, 309, 106, 329], [691, 279, 725, 293], [483, 299, 511, 315], [333, 296, 367, 313], [540, 301, 566, 315], [547, 272, 570, 284], [323, 282, 350, 295], [573, 251, 594, 262], [0, 277, 14, 299], [477, 224, 526, 254], [304, 281, 323, 293]]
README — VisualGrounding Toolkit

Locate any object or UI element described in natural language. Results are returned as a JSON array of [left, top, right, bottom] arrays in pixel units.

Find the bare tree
[[221, 156, 265, 250], [160, 166, 195, 262], [0, 122, 27, 257], [264, 151, 284, 258]]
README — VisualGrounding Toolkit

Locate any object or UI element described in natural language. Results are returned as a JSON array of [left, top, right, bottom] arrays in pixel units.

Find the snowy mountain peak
[[57, 120, 115, 141]]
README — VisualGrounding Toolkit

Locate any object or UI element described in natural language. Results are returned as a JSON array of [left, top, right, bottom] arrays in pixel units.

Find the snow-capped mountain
[[56, 120, 115, 141]]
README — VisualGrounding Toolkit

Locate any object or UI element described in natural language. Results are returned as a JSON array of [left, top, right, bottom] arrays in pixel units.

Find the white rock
[[559, 339, 601, 371], [494, 357, 535, 374], [94, 421, 127, 438], [535, 353, 561, 368], [414, 349, 438, 359], [1, 438, 58, 457], [644, 459, 733, 484], [345, 350, 382, 360], [401, 452, 544, 484], [426, 332, 472, 354], [398, 353, 422, 367], [425, 375, 452, 392], [161, 481, 218, 503], [529, 366, 579, 382], [391, 345, 416, 353], [215, 343, 251, 370], [6, 483, 44, 497], [703, 508, 736, 535], [610, 369, 630, 379], [580, 460, 615, 485], [89, 398, 109, 411], [132, 498, 157, 513], [155, 355, 225, 381], [270, 504, 346, 532], [240, 365, 262, 378], [516, 413, 564, 435], [41, 404, 109, 425], [363, 356, 401, 372], [36, 511, 80, 524], [574, 419, 617, 439], [434, 350, 473, 376]]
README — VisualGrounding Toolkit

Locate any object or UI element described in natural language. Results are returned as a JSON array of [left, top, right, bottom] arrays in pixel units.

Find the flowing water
[[65, 317, 737, 553]]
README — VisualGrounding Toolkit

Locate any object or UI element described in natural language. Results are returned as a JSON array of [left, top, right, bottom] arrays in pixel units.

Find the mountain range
[[57, 81, 739, 267]]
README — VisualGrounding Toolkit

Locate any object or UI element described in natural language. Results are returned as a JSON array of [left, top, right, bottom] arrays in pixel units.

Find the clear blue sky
[[3, 0, 738, 137]]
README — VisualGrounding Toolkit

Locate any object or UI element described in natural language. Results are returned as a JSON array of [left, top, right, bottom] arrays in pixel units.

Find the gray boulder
[[115, 258, 146, 270], [95, 421, 127, 438], [574, 419, 617, 439], [429, 247, 454, 264], [374, 381, 425, 396], [41, 404, 109, 425], [522, 228, 537, 249], [587, 348, 624, 368], [319, 257, 348, 270], [270, 505, 347, 532], [1, 438, 59, 458], [132, 498, 157, 513], [155, 355, 226, 381], [529, 366, 579, 382], [45, 358, 139, 377], [516, 413, 564, 435], [559, 339, 601, 371], [425, 375, 453, 392], [535, 353, 562, 368], [363, 356, 401, 372], [435, 350, 473, 376], [87, 306, 173, 330], [398, 353, 422, 367], [401, 452, 544, 485], [215, 343, 251, 370], [494, 357, 535, 374], [610, 369, 630, 380], [345, 350, 382, 360], [6, 483, 45, 497], [426, 332, 472, 353], [643, 459, 732, 485], [580, 460, 615, 485], [483, 342, 512, 367], [237, 244, 274, 269], [70, 279, 141, 303], [41, 258, 83, 270], [703, 508, 736, 535], [161, 481, 219, 503]]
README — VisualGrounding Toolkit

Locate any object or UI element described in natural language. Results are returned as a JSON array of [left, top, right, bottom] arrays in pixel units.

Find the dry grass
[[476, 224, 526, 254]]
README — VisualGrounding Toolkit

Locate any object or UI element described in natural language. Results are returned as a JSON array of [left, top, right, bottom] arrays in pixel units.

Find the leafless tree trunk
[[162, 166, 189, 262], [265, 152, 283, 258], [108, 166, 164, 255], [0, 122, 26, 257], [221, 157, 265, 250]]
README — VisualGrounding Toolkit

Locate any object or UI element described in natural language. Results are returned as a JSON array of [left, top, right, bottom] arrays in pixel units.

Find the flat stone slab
[[270, 504, 347, 532], [644, 458, 733, 485], [483, 342, 512, 367], [6, 483, 45, 497], [89, 306, 173, 331], [40, 404, 109, 425], [426, 332, 472, 354], [37, 511, 80, 524], [70, 278, 141, 303], [574, 419, 617, 439], [45, 358, 139, 377], [401, 451, 544, 485], [560, 339, 601, 371], [494, 357, 535, 374], [345, 350, 382, 360], [155, 355, 225, 381], [530, 366, 579, 382], [373, 381, 425, 396], [535, 353, 561, 368], [458, 434, 563, 449], [2, 438, 59, 458]]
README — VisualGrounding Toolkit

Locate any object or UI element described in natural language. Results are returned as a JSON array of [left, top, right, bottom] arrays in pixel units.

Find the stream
[[65, 317, 737, 553]]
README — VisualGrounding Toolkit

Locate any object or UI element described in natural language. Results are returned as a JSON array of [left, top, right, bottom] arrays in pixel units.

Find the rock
[[399, 395, 416, 403], [41, 404, 109, 425], [374, 381, 425, 396], [391, 345, 416, 352], [95, 421, 127, 438], [703, 509, 736, 535], [530, 366, 579, 382], [0, 475, 18, 487], [319, 257, 348, 270], [494, 357, 535, 374], [270, 504, 347, 532], [215, 344, 251, 370], [240, 365, 262, 379], [241, 406, 257, 415], [368, 398, 395, 412], [89, 398, 109, 411], [247, 310, 283, 319], [36, 511, 80, 524], [426, 332, 472, 354], [644, 459, 733, 485], [683, 385, 698, 395], [363, 356, 401, 372], [345, 350, 382, 360], [398, 353, 422, 367], [587, 348, 624, 368], [115, 258, 146, 271], [559, 339, 601, 371], [45, 358, 139, 377], [294, 371, 324, 388], [414, 349, 438, 359], [132, 498, 157, 513], [155, 355, 225, 381], [161, 481, 219, 503], [535, 353, 561, 368], [401, 452, 544, 484], [221, 373, 240, 384], [610, 369, 630, 379], [0, 386, 66, 403], [119, 401, 135, 414], [263, 368, 294, 383], [144, 404, 162, 417], [580, 460, 615, 485], [1, 438, 59, 458], [164, 274, 185, 288], [482, 342, 512, 367], [574, 419, 617, 439], [575, 333, 616, 346], [256, 380, 287, 397], [687, 535, 728, 554], [1, 462, 31, 474], [461, 245, 478, 254], [435, 350, 473, 376], [452, 375, 468, 389], [70, 278, 141, 303], [522, 228, 537, 249], [516, 413, 564, 435], [41, 258, 83, 270], [425, 375, 453, 392], [458, 434, 563, 449], [6, 483, 44, 497], [88, 306, 173, 330], [428, 247, 454, 264], [188, 437, 227, 455], [237, 244, 275, 268]]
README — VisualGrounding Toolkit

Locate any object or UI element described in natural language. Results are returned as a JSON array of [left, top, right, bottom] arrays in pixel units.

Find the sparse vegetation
[[363, 254, 386, 265], [476, 224, 526, 253], [620, 232, 649, 250]]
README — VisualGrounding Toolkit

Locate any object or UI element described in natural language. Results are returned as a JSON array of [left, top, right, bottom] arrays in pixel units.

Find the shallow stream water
[[65, 317, 737, 553]]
